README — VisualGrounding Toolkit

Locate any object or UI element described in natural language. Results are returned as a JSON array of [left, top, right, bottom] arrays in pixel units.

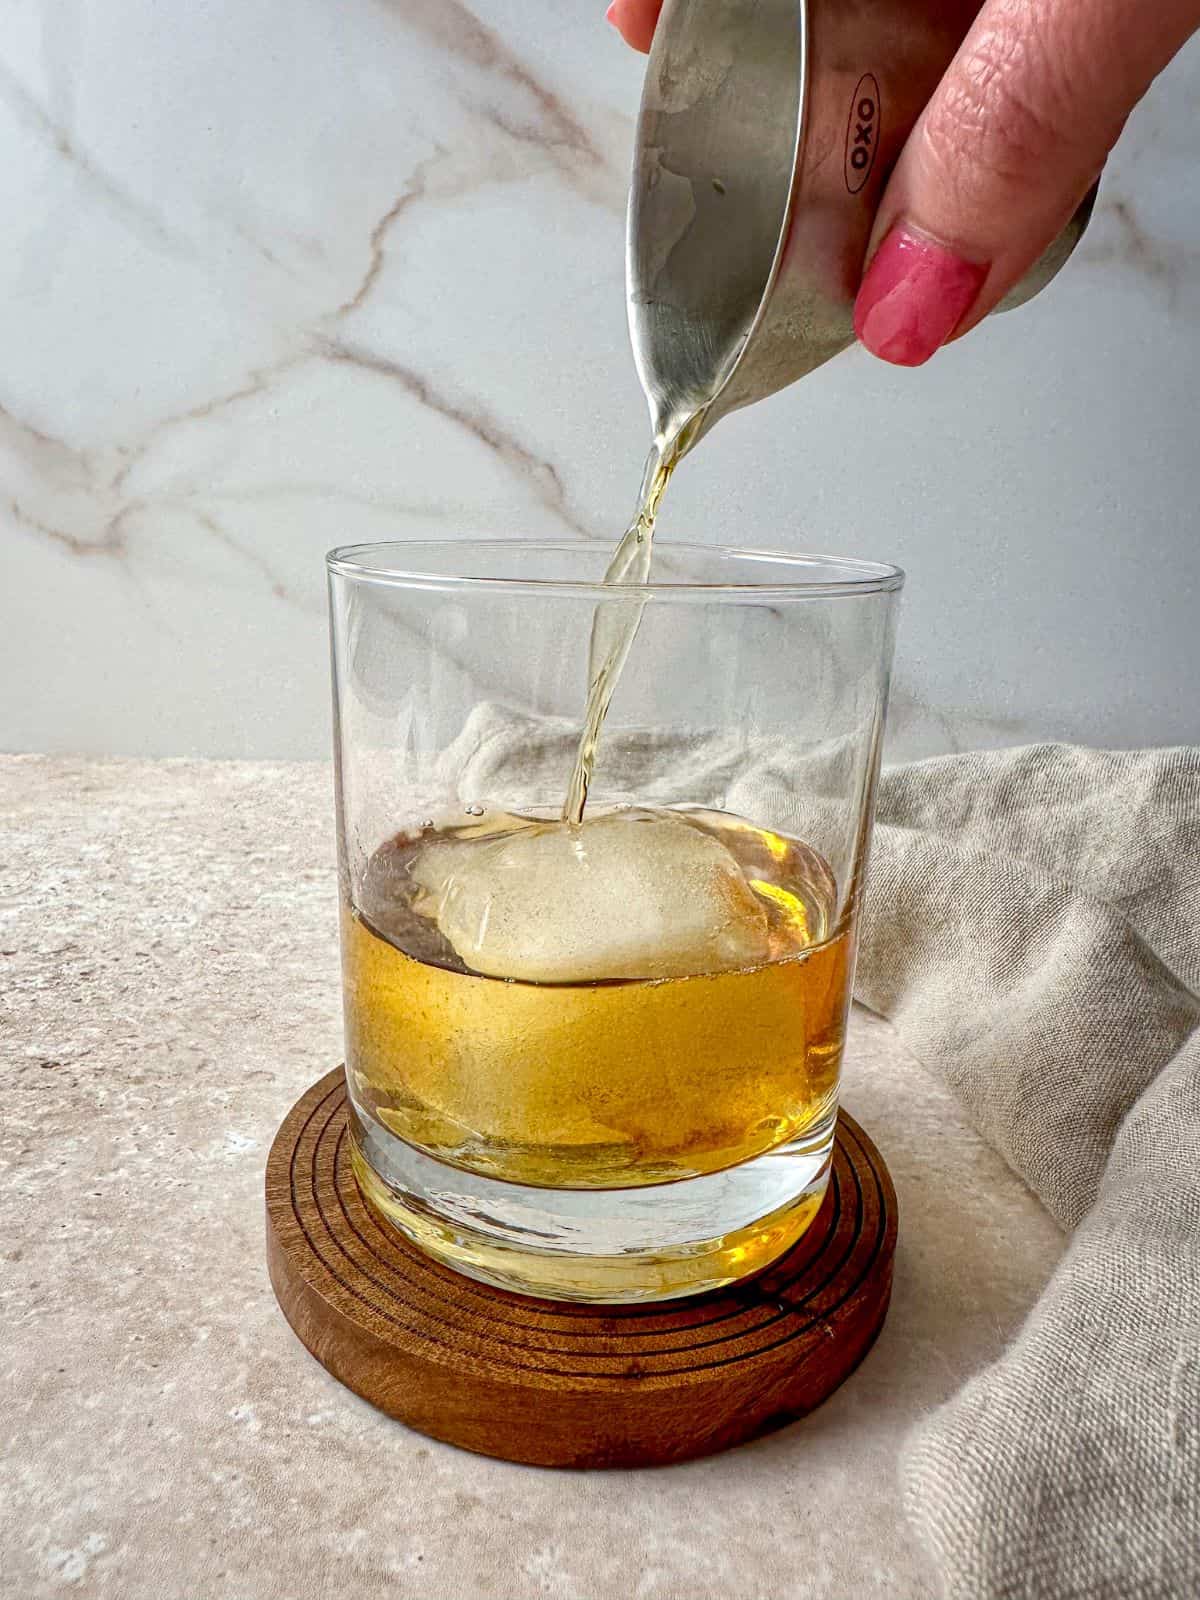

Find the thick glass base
[[348, 1100, 837, 1304]]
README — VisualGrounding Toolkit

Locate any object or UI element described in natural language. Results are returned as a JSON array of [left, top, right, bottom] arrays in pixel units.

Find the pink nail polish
[[854, 225, 987, 367]]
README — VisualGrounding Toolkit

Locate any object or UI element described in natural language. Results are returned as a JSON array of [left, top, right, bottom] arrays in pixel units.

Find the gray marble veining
[[1, 2, 1198, 759]]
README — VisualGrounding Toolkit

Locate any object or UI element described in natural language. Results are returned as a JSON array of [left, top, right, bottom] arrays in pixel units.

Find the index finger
[[606, 0, 663, 53]]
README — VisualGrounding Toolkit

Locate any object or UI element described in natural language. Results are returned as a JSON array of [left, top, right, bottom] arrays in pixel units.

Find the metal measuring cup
[[628, 0, 1098, 452]]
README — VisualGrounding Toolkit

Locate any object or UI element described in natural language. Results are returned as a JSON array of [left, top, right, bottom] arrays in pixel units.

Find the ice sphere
[[410, 808, 771, 982]]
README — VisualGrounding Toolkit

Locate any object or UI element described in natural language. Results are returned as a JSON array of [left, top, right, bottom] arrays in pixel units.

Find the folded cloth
[[862, 747, 1200, 1600], [447, 711, 1199, 1596]]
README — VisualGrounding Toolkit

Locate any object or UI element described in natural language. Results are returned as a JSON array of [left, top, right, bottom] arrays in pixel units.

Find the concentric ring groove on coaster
[[266, 1068, 897, 1468]]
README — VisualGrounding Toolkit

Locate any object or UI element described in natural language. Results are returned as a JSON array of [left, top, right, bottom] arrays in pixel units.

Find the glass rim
[[325, 538, 905, 601]]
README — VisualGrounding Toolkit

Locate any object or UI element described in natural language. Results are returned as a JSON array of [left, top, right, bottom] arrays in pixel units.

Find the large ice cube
[[410, 808, 770, 982]]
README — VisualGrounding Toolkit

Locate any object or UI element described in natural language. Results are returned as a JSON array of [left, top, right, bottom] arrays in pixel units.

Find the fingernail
[[605, 2, 620, 25], [854, 224, 987, 367]]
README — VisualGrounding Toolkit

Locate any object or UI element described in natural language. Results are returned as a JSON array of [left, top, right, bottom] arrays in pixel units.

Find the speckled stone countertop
[[1, 757, 1064, 1600]]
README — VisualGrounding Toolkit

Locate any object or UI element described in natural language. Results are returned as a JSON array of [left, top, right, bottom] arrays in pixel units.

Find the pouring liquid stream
[[562, 426, 690, 824]]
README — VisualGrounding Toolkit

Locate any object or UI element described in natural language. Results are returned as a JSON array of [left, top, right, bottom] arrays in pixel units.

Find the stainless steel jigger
[[628, 0, 1098, 453]]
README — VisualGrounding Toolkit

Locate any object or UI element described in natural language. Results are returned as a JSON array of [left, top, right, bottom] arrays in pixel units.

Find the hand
[[606, 0, 1200, 366]]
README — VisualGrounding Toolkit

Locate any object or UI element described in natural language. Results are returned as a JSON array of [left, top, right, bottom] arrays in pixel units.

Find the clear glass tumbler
[[328, 539, 902, 1303]]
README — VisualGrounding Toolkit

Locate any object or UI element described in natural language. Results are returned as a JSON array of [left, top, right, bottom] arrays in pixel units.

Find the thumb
[[854, 0, 1200, 366]]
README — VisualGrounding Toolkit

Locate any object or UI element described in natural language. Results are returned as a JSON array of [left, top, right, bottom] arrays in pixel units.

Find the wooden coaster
[[266, 1069, 897, 1468]]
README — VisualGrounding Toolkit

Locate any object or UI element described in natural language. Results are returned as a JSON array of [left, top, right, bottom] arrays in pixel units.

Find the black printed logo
[[845, 74, 881, 195]]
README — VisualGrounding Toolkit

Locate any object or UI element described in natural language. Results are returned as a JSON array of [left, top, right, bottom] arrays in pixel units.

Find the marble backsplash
[[3, 0, 1198, 761]]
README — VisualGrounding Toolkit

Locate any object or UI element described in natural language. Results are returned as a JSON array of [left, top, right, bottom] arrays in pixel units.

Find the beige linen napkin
[[448, 711, 1200, 1597], [863, 746, 1200, 1600]]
